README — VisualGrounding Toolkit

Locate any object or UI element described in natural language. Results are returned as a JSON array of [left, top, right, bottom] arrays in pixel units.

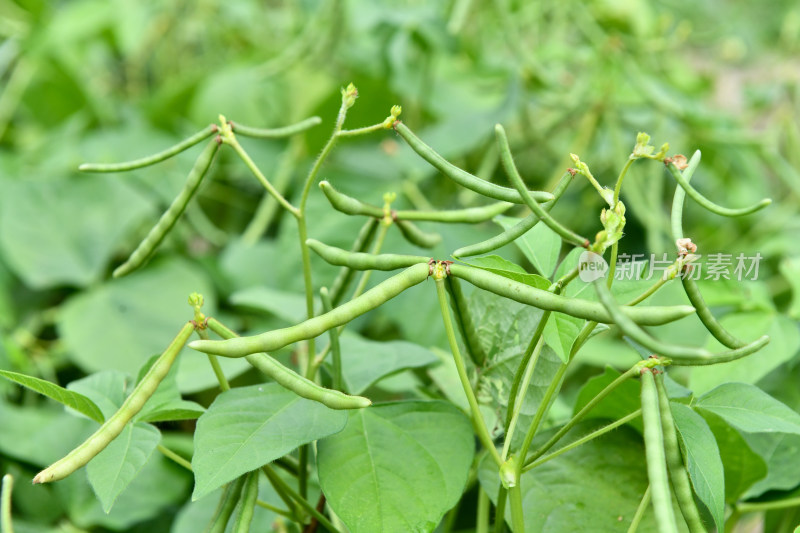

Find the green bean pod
[[654, 374, 708, 533], [671, 152, 746, 350], [205, 476, 247, 533], [33, 322, 196, 484], [495, 124, 589, 247], [329, 217, 379, 306], [395, 219, 442, 248], [445, 276, 488, 366], [113, 139, 220, 278], [79, 125, 217, 172], [319, 180, 383, 218], [394, 122, 554, 204], [450, 264, 696, 325], [307, 238, 428, 271], [593, 278, 770, 365], [667, 155, 771, 217], [452, 170, 574, 258], [640, 368, 680, 533], [230, 116, 322, 139], [232, 471, 259, 533], [191, 264, 429, 357], [395, 201, 512, 222], [205, 318, 371, 409], [1, 474, 12, 533]]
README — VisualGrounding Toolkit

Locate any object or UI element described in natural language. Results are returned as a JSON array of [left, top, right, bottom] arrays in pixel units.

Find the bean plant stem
[[263, 465, 341, 533], [494, 487, 508, 533], [350, 221, 390, 301], [260, 466, 302, 523], [254, 499, 294, 519], [627, 485, 651, 533], [196, 328, 230, 392], [736, 496, 800, 514], [477, 487, 490, 533], [157, 444, 192, 471], [435, 277, 503, 467], [508, 483, 524, 533], [501, 336, 545, 461]]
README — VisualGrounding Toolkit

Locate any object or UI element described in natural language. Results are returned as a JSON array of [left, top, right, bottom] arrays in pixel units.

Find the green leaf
[[86, 422, 161, 513], [495, 215, 561, 278], [741, 432, 800, 498], [0, 176, 153, 289], [58, 258, 215, 376], [229, 285, 310, 324], [0, 370, 104, 423], [699, 411, 767, 502], [688, 312, 800, 394], [317, 400, 474, 533], [463, 255, 550, 288], [336, 333, 438, 394], [67, 370, 129, 419], [191, 383, 348, 500], [695, 383, 800, 435], [543, 312, 583, 363], [670, 402, 724, 532], [571, 366, 642, 432]]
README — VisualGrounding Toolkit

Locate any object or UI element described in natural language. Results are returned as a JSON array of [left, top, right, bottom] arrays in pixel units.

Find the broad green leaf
[[495, 215, 561, 278], [699, 411, 767, 501], [670, 402, 724, 532], [543, 312, 583, 363], [478, 422, 677, 532], [463, 255, 550, 288], [741, 432, 800, 498], [67, 370, 130, 418], [86, 422, 161, 513], [0, 370, 104, 423], [571, 366, 642, 432], [229, 285, 309, 324], [688, 312, 800, 394], [58, 258, 215, 376], [695, 383, 800, 435], [0, 176, 152, 289], [336, 333, 438, 394], [779, 256, 800, 319], [317, 400, 473, 533], [191, 383, 348, 500]]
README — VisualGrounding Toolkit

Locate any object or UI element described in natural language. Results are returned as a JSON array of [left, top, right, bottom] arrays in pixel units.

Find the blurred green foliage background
[[1, 0, 800, 531]]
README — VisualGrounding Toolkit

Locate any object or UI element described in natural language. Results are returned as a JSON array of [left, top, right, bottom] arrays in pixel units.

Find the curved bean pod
[[495, 124, 589, 247], [452, 170, 574, 258], [671, 153, 746, 349], [319, 181, 383, 218], [33, 322, 196, 484], [395, 201, 512, 223], [450, 264, 696, 325], [640, 368, 680, 533], [191, 265, 429, 357], [593, 278, 770, 365], [113, 139, 220, 278], [205, 318, 370, 410], [329, 217, 378, 306], [230, 116, 322, 139], [654, 374, 708, 533], [1, 474, 12, 533], [79, 125, 217, 172], [307, 238, 428, 271], [394, 122, 554, 204], [395, 219, 442, 248], [206, 476, 247, 533], [667, 154, 771, 217], [232, 471, 259, 533]]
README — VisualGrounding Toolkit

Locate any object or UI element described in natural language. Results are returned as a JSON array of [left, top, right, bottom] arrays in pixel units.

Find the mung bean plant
[[2, 83, 799, 533]]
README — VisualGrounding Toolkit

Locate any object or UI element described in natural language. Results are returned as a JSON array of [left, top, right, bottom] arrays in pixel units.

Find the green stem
[[477, 487, 491, 533], [627, 485, 651, 533], [319, 287, 343, 391], [435, 277, 503, 467], [523, 409, 642, 472], [230, 117, 321, 139], [508, 483, 525, 533], [260, 466, 302, 524], [254, 499, 294, 519], [502, 336, 545, 460], [627, 278, 667, 306], [349, 221, 390, 300], [445, 276, 488, 366], [197, 328, 230, 391], [736, 496, 800, 513], [329, 218, 379, 306], [157, 444, 192, 471], [337, 122, 385, 137], [263, 465, 341, 532], [494, 487, 508, 533], [613, 158, 635, 206]]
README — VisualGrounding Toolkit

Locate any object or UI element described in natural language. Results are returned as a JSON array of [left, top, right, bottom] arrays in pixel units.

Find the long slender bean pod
[[192, 264, 429, 357], [450, 264, 696, 325], [445, 276, 488, 366], [205, 318, 370, 409], [666, 154, 771, 217], [33, 322, 196, 484], [320, 288, 343, 391], [496, 124, 589, 247], [593, 278, 769, 365], [329, 218, 378, 306], [655, 374, 707, 533], [307, 239, 428, 271], [453, 170, 574, 258], [394, 122, 554, 204], [395, 219, 442, 248], [205, 476, 247, 533], [113, 140, 220, 278], [230, 116, 321, 139], [1, 474, 12, 533], [79, 125, 217, 172], [232, 471, 259, 533], [640, 368, 680, 533], [395, 201, 513, 223], [319, 181, 384, 217], [671, 153, 746, 349]]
